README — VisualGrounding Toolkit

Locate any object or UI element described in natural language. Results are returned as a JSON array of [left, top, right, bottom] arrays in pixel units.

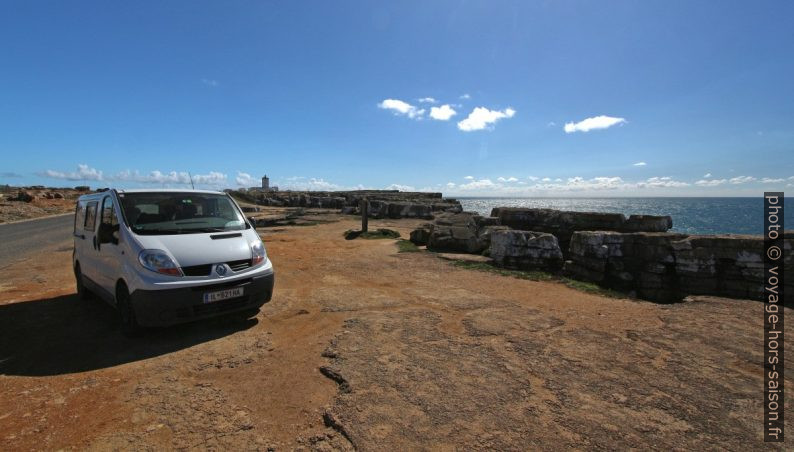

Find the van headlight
[[138, 249, 183, 276], [251, 240, 267, 266]]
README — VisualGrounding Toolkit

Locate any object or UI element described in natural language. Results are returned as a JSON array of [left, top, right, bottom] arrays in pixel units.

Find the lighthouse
[[261, 175, 270, 190]]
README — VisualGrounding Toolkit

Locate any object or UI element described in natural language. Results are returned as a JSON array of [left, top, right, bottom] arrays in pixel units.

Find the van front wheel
[[116, 283, 141, 337]]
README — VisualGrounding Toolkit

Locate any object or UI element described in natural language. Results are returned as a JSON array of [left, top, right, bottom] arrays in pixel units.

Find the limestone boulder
[[477, 225, 510, 251], [490, 230, 564, 271], [409, 223, 433, 246], [15, 191, 34, 202], [427, 212, 483, 253]]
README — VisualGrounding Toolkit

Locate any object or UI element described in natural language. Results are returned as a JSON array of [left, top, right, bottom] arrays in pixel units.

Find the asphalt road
[[0, 215, 74, 265]]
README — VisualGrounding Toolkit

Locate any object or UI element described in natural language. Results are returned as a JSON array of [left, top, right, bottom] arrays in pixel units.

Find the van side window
[[84, 201, 98, 231], [101, 196, 118, 227], [74, 200, 87, 233]]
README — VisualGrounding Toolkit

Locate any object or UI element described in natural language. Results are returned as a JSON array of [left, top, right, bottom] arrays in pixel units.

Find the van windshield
[[118, 192, 248, 235]]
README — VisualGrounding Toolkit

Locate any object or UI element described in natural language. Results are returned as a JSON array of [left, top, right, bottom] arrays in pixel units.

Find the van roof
[[77, 188, 225, 201], [116, 188, 224, 194]]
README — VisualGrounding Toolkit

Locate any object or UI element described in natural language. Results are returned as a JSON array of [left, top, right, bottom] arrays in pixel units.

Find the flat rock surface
[[435, 252, 493, 263], [0, 214, 790, 450]]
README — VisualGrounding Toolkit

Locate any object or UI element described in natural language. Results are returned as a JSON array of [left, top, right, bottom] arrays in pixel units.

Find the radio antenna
[[188, 172, 195, 189]]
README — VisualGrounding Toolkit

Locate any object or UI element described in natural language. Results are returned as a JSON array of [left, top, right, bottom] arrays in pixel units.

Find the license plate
[[203, 286, 244, 304]]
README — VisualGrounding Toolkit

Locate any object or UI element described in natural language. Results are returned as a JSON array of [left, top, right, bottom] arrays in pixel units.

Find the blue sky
[[1, 1, 792, 196]]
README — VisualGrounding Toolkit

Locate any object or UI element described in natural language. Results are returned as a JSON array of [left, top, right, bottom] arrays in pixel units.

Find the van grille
[[181, 259, 252, 276], [182, 264, 212, 276], [228, 259, 252, 272]]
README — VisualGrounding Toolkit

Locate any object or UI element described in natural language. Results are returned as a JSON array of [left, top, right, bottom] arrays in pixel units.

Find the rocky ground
[[0, 187, 85, 223], [0, 208, 791, 450]]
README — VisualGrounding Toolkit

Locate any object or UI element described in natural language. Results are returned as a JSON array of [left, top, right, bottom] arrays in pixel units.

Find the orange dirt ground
[[0, 215, 791, 450]]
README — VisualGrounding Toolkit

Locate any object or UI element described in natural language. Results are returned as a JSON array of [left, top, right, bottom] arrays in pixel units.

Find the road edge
[[0, 212, 72, 227]]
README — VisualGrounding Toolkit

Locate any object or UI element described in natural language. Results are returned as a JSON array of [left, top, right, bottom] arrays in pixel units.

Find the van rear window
[[74, 200, 87, 233], [84, 201, 98, 231]]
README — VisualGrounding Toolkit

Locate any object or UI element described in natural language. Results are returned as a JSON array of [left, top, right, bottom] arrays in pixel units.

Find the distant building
[[245, 175, 278, 192]]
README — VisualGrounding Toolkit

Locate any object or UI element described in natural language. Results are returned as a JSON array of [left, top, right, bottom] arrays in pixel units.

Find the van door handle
[[74, 233, 85, 240]]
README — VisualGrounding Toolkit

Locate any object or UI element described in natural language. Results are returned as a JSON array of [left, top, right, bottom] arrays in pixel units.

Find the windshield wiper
[[132, 227, 237, 235]]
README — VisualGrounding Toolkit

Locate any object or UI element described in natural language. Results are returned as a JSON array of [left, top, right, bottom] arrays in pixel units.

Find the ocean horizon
[[456, 196, 792, 236]]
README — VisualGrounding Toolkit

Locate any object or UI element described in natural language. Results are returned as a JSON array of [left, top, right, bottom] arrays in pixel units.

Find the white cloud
[[457, 178, 497, 190], [564, 115, 626, 133], [385, 183, 415, 191], [429, 104, 457, 121], [695, 178, 727, 187], [703, 173, 712, 178], [378, 98, 425, 119], [201, 78, 219, 87], [114, 169, 227, 187], [40, 165, 236, 188], [457, 107, 516, 132], [729, 176, 756, 184], [497, 176, 518, 183], [453, 176, 631, 193], [417, 97, 437, 104], [42, 164, 103, 181], [279, 177, 342, 191], [633, 162, 647, 167], [443, 173, 762, 195], [638, 176, 689, 188], [761, 178, 785, 184], [463, 176, 474, 180], [547, 121, 556, 127], [459, 93, 471, 100], [192, 172, 227, 185], [446, 182, 456, 188], [235, 172, 257, 186], [562, 176, 626, 190]]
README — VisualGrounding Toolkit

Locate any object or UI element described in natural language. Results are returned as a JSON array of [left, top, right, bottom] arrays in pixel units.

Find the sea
[[457, 197, 793, 236]]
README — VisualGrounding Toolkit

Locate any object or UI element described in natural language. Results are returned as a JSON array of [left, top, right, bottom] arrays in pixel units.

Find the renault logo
[[215, 264, 227, 276]]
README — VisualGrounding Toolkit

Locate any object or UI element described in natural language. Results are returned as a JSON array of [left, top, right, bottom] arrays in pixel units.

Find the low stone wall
[[491, 208, 672, 256], [234, 190, 462, 219], [565, 231, 793, 304], [490, 230, 564, 271]]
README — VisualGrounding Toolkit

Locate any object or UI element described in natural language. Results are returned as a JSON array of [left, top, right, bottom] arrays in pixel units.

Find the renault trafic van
[[73, 189, 274, 334]]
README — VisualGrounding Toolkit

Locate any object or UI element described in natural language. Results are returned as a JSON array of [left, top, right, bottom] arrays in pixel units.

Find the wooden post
[[360, 199, 368, 232]]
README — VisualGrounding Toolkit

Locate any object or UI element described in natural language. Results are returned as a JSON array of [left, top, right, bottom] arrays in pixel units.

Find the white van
[[73, 189, 274, 335]]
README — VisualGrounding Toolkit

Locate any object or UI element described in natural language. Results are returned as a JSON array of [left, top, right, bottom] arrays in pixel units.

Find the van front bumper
[[129, 272, 274, 327]]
